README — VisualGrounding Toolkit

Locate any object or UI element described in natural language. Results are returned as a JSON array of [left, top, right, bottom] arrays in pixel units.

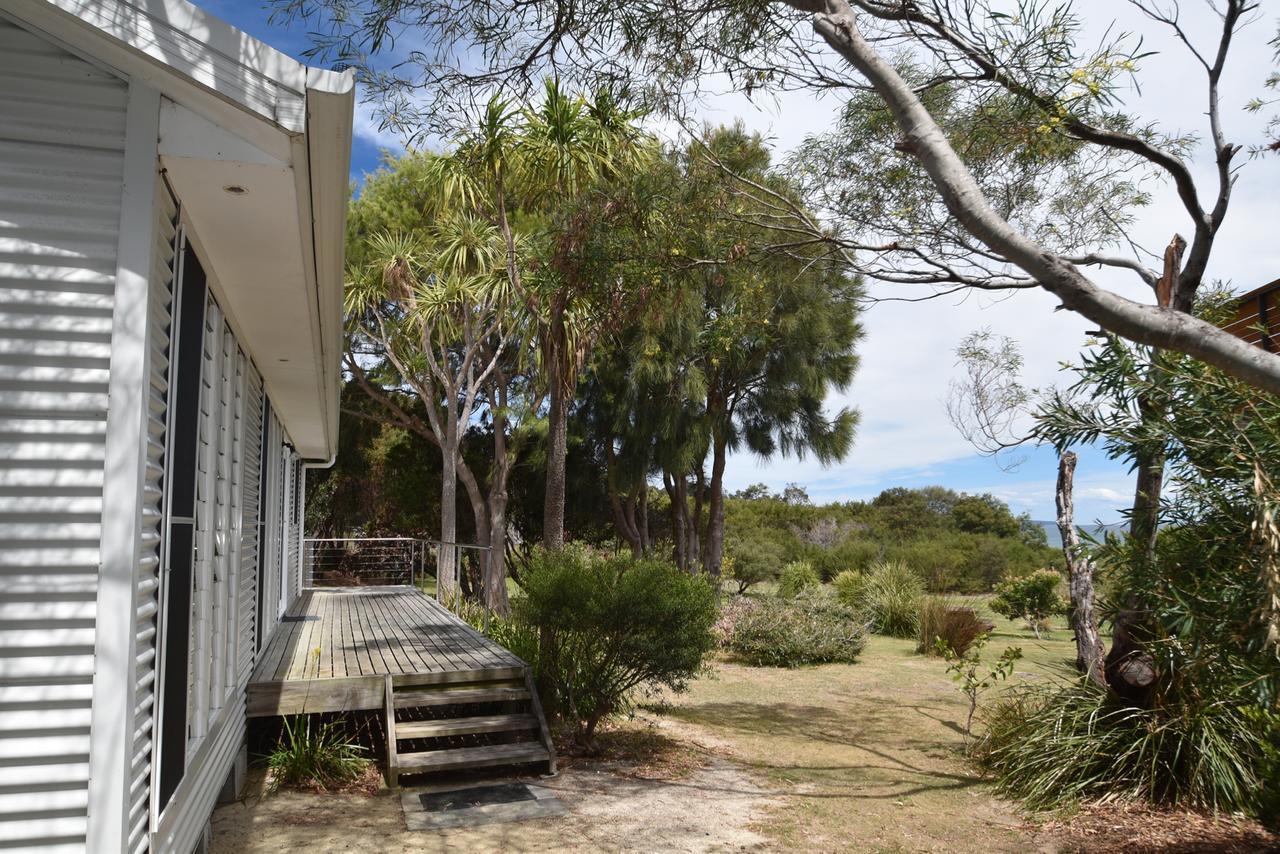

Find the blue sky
[[205, 0, 1278, 523]]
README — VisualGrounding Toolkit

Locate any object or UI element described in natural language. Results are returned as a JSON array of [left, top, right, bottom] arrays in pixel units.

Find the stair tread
[[396, 741, 549, 771], [394, 686, 530, 708], [395, 713, 539, 739]]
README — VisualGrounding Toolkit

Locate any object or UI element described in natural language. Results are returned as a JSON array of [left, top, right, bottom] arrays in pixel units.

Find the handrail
[[304, 536, 490, 550], [301, 537, 490, 605]]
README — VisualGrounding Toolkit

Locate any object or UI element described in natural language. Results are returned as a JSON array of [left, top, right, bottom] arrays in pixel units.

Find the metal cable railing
[[302, 537, 491, 610]]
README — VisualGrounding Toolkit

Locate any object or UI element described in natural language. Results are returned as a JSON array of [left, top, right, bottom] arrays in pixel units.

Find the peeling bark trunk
[[1056, 452, 1106, 688]]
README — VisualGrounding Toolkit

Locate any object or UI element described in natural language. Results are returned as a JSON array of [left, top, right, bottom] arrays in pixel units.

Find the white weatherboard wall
[[0, 16, 128, 851]]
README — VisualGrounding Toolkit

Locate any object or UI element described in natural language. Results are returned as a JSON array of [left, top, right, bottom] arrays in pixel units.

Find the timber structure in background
[[1223, 278, 1279, 352]]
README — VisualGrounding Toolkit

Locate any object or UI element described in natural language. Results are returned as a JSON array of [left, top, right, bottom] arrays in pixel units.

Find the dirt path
[[212, 753, 780, 853]]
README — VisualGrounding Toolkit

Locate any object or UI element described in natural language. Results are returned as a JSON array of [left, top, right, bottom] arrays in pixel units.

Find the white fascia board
[[300, 83, 355, 463]]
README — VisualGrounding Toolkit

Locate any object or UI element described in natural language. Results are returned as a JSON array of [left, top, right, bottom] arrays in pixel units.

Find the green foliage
[[722, 486, 1055, 596], [777, 561, 820, 598], [831, 569, 862, 607], [940, 636, 1020, 738], [724, 532, 786, 593], [979, 683, 1273, 816], [917, 597, 990, 658], [809, 538, 882, 580], [984, 310, 1280, 822], [516, 545, 718, 744], [265, 716, 370, 793], [989, 569, 1066, 638], [841, 561, 923, 638], [728, 588, 866, 668]]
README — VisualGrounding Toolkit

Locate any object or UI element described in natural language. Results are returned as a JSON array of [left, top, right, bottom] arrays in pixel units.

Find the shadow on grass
[[660, 700, 988, 801]]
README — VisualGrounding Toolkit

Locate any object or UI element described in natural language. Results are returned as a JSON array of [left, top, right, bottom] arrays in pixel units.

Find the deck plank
[[248, 586, 527, 717]]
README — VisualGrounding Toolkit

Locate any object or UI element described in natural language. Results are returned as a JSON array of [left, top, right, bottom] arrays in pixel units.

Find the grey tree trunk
[[1056, 452, 1107, 688], [702, 433, 727, 579], [543, 374, 568, 550], [486, 402, 511, 617], [438, 421, 460, 605]]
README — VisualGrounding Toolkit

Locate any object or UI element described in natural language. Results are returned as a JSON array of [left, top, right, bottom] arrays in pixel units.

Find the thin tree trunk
[[486, 395, 512, 617], [1105, 236, 1183, 703], [1056, 452, 1106, 688], [665, 471, 687, 570], [690, 468, 704, 570], [604, 439, 643, 556], [702, 432, 728, 579], [638, 487, 649, 555], [543, 352, 568, 550], [438, 422, 460, 605]]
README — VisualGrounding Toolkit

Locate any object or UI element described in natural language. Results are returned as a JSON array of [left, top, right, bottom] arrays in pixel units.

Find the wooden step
[[393, 666, 526, 688], [397, 741, 550, 773], [395, 713, 539, 739], [393, 685, 530, 709]]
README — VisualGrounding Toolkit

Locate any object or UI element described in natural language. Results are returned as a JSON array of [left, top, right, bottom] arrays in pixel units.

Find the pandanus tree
[[429, 82, 652, 550], [345, 215, 510, 604]]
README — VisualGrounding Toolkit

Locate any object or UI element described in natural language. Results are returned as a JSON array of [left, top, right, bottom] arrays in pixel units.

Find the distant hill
[[1032, 520, 1127, 549]]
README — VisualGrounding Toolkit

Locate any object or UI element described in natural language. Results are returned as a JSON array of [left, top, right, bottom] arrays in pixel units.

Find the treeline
[[722, 484, 1057, 594]]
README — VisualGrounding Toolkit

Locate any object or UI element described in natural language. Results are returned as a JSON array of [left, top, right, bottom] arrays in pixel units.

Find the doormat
[[419, 783, 536, 812], [402, 781, 565, 830]]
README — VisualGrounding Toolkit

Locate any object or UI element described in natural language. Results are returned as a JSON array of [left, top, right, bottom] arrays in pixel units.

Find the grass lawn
[[651, 601, 1080, 852]]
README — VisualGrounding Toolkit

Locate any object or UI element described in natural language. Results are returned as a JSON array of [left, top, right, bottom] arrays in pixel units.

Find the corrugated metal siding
[[0, 17, 127, 851]]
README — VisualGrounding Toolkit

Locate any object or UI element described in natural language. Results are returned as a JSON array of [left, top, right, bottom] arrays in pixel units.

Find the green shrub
[[917, 596, 991, 657], [831, 569, 863, 606], [979, 682, 1274, 816], [809, 539, 881, 580], [843, 560, 923, 638], [989, 568, 1066, 638], [728, 588, 866, 667], [777, 560, 820, 598], [517, 545, 718, 746], [725, 533, 787, 593], [265, 715, 370, 793]]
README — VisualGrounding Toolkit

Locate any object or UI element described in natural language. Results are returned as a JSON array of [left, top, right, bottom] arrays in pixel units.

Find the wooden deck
[[247, 587, 527, 717]]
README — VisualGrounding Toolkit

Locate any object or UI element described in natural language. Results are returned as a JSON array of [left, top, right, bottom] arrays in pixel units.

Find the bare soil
[[212, 724, 779, 853]]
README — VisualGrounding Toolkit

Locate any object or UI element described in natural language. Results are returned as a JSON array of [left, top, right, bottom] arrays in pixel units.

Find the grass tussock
[[976, 682, 1273, 816]]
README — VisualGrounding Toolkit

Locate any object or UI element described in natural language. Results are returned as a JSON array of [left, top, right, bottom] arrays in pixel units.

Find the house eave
[[6, 0, 354, 460]]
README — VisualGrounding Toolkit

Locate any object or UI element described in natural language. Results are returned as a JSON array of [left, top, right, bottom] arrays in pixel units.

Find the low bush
[[989, 569, 1066, 638], [777, 560, 820, 598], [517, 545, 719, 747], [728, 588, 866, 667], [917, 597, 992, 657], [979, 682, 1274, 816], [712, 595, 760, 648], [839, 560, 923, 638], [265, 715, 370, 793]]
